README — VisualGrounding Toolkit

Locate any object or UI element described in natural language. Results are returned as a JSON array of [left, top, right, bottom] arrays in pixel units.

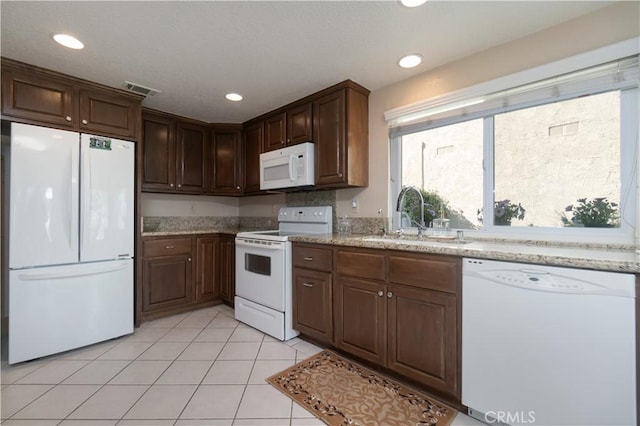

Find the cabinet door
[[293, 268, 332, 344], [334, 276, 386, 365], [264, 112, 286, 152], [219, 236, 236, 304], [142, 255, 193, 312], [286, 103, 312, 145], [387, 284, 458, 397], [2, 67, 75, 129], [142, 112, 176, 192], [176, 122, 208, 193], [79, 88, 139, 139], [313, 89, 346, 186], [210, 127, 242, 194], [243, 121, 263, 194], [196, 236, 219, 303]]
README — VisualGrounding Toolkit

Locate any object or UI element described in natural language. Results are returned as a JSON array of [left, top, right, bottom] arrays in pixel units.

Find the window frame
[[390, 86, 638, 244]]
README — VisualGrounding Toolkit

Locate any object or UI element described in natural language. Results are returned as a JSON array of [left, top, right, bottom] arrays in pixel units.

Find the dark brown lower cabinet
[[387, 284, 457, 397], [140, 234, 235, 322], [293, 268, 333, 344], [219, 234, 236, 305], [333, 276, 386, 365], [330, 246, 460, 400], [142, 253, 193, 313], [195, 236, 219, 303]]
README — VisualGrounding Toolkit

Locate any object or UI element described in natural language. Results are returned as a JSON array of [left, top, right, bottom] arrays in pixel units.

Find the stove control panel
[[278, 206, 332, 223]]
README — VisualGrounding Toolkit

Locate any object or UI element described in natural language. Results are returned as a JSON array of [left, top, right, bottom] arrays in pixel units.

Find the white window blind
[[386, 47, 639, 138]]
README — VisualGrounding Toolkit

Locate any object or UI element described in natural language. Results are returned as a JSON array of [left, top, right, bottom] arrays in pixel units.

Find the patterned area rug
[[267, 350, 457, 426]]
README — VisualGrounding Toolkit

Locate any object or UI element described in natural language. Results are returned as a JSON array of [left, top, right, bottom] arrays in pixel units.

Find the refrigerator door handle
[[17, 263, 128, 281], [80, 141, 88, 256], [70, 140, 80, 256]]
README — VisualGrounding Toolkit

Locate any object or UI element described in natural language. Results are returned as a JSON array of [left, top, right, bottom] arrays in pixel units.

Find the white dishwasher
[[462, 258, 636, 426]]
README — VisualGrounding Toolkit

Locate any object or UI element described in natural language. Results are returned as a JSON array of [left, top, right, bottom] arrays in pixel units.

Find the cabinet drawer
[[293, 245, 332, 271], [388, 253, 458, 293], [144, 237, 193, 257], [336, 249, 385, 281]]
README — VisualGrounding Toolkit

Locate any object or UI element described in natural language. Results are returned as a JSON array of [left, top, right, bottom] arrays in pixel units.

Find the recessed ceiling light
[[225, 93, 243, 102], [52, 34, 84, 49], [398, 54, 423, 69], [400, 0, 428, 7]]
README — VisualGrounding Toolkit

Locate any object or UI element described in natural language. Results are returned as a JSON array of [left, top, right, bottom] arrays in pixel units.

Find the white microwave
[[260, 142, 315, 190]]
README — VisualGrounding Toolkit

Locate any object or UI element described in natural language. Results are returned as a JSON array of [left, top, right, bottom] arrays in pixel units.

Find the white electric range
[[235, 206, 333, 340]]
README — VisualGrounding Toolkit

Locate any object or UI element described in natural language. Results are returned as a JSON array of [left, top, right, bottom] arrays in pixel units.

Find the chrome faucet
[[396, 185, 427, 237]]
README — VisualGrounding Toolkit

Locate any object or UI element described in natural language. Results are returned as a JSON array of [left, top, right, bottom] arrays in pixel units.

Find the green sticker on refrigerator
[[89, 137, 112, 150]]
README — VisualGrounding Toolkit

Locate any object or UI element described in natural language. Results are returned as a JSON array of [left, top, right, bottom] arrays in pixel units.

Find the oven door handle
[[235, 240, 284, 250]]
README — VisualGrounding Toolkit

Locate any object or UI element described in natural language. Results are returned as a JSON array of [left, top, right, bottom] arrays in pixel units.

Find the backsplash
[[143, 189, 387, 235], [143, 216, 239, 233], [239, 216, 277, 230]]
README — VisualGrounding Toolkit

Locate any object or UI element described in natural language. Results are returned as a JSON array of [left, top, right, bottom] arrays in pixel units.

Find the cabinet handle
[[178, 184, 182, 188], [387, 291, 393, 298], [65, 116, 72, 122], [303, 257, 313, 261], [303, 282, 315, 288], [377, 291, 383, 297], [188, 258, 192, 262], [165, 245, 175, 249], [287, 138, 291, 143], [236, 186, 240, 190], [337, 173, 343, 178], [81, 119, 88, 125], [170, 183, 174, 187]]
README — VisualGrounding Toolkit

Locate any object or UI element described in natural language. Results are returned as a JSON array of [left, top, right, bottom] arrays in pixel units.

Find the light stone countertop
[[141, 228, 241, 237], [288, 234, 640, 274]]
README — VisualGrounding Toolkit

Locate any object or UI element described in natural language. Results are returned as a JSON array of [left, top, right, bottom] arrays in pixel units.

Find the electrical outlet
[[351, 198, 359, 213]]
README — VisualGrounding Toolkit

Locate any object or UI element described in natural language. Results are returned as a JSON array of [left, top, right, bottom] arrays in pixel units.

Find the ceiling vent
[[123, 81, 161, 97]]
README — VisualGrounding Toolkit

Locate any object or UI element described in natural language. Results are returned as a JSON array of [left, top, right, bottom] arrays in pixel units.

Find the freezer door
[[9, 260, 134, 364], [9, 123, 79, 269], [80, 134, 134, 262]]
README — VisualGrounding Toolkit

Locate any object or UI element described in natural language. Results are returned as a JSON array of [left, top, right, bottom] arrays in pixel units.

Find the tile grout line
[[173, 311, 239, 423], [114, 309, 222, 423], [230, 331, 267, 425], [5, 347, 127, 422]]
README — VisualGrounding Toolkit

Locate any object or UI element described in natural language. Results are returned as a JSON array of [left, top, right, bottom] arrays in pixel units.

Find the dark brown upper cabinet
[[142, 109, 209, 194], [243, 120, 264, 194], [78, 88, 139, 138], [313, 82, 369, 188], [263, 102, 313, 152], [247, 80, 368, 189], [287, 103, 313, 145], [176, 121, 209, 193], [210, 125, 243, 195], [1, 58, 141, 139], [264, 112, 286, 152], [142, 111, 176, 192]]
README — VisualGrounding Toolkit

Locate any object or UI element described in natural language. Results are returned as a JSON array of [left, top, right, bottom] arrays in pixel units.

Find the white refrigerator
[[8, 122, 134, 364]]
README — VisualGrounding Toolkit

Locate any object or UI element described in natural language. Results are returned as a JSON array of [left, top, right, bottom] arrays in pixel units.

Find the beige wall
[[335, 1, 640, 219], [141, 193, 239, 217]]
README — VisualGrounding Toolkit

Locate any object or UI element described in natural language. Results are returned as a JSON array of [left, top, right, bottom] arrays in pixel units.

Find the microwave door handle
[[289, 155, 296, 181]]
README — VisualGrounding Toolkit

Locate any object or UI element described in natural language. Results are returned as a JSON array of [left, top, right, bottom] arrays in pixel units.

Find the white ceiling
[[1, 1, 612, 123]]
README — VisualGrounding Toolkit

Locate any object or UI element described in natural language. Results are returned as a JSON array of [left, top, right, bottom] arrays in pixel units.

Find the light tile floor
[[1, 305, 483, 425]]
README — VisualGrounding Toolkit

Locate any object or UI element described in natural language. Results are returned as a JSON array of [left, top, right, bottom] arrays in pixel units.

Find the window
[[389, 53, 638, 243], [398, 119, 483, 230]]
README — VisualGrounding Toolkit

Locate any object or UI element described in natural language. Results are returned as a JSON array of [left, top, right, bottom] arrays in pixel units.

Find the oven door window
[[245, 253, 271, 276]]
